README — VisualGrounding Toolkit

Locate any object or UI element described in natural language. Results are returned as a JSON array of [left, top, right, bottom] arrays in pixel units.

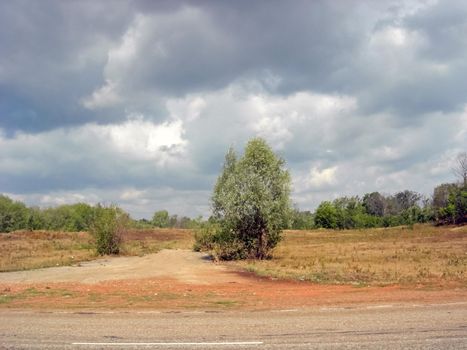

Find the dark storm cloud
[[0, 0, 135, 133], [3, 0, 467, 132], [88, 0, 372, 98]]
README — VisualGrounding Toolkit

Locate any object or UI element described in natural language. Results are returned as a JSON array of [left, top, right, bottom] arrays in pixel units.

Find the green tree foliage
[[40, 203, 94, 231], [90, 204, 129, 255], [152, 210, 170, 228], [433, 183, 458, 210], [290, 208, 314, 229], [314, 201, 338, 229], [0, 194, 201, 233], [314, 191, 432, 230], [201, 138, 292, 260], [26, 207, 46, 230], [149, 210, 200, 229], [0, 195, 29, 233], [434, 183, 467, 225]]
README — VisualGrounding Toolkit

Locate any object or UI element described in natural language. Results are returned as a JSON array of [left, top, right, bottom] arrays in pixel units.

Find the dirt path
[[0, 249, 248, 284], [0, 249, 466, 310]]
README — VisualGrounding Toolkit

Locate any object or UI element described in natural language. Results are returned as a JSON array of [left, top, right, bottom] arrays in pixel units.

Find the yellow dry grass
[[234, 224, 467, 286], [0, 229, 194, 272], [0, 231, 96, 272]]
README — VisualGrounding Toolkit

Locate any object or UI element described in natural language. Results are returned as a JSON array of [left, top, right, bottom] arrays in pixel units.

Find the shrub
[[194, 221, 246, 260], [90, 205, 128, 255]]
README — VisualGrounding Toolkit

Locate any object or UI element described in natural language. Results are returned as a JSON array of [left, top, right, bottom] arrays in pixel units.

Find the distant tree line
[[148, 210, 202, 229], [291, 190, 431, 229], [0, 196, 200, 233], [1, 153, 465, 234], [0, 184, 465, 234], [290, 183, 465, 230], [289, 153, 466, 230]]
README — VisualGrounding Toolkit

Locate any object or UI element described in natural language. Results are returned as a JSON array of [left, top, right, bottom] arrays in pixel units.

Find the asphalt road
[[1, 303, 466, 349]]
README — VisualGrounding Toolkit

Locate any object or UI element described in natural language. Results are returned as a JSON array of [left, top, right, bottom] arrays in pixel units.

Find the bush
[[90, 205, 128, 255], [193, 221, 218, 252], [194, 221, 246, 260]]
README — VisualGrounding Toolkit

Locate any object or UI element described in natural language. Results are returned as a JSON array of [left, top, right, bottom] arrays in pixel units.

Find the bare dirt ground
[[0, 249, 466, 311], [0, 249, 249, 284]]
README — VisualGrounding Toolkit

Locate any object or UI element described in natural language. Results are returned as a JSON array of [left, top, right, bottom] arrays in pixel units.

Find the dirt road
[[0, 249, 466, 310], [0, 249, 248, 284]]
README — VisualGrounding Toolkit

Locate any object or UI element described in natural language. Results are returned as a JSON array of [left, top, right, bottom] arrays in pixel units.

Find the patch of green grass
[[87, 293, 105, 302], [0, 287, 77, 305], [0, 294, 16, 304], [212, 300, 238, 307]]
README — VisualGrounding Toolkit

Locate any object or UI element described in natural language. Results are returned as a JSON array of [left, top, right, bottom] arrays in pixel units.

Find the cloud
[[82, 80, 121, 109], [0, 118, 191, 195], [307, 166, 338, 189], [0, 0, 466, 218]]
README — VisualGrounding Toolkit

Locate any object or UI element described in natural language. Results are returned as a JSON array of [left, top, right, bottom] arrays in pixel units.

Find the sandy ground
[[0, 249, 249, 284], [0, 249, 466, 310]]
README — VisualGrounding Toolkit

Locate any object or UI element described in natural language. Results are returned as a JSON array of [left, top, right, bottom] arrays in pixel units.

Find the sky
[[1, 0, 466, 219]]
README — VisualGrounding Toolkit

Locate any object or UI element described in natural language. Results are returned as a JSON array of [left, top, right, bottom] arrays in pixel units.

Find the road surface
[[1, 302, 466, 349]]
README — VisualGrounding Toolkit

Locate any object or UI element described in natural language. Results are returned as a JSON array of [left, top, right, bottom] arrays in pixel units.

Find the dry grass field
[[0, 225, 466, 310], [1, 225, 466, 287], [235, 224, 467, 286], [0, 229, 194, 272]]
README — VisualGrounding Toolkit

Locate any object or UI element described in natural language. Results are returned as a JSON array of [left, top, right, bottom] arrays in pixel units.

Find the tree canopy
[[207, 138, 292, 259]]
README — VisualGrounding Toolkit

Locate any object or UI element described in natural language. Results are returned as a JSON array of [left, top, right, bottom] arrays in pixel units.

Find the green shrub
[[194, 221, 247, 260], [90, 205, 128, 255]]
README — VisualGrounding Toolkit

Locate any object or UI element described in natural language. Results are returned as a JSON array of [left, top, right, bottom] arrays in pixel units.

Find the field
[[1, 225, 466, 286], [0, 229, 193, 272], [235, 225, 467, 286], [0, 225, 466, 311]]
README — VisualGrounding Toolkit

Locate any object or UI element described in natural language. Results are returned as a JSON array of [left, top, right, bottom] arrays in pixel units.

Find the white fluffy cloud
[[3, 85, 466, 218]]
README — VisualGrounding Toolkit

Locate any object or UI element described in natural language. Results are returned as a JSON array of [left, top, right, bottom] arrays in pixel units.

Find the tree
[[207, 138, 291, 259], [0, 195, 29, 233], [332, 196, 364, 229], [433, 184, 457, 209], [290, 208, 314, 229], [393, 190, 421, 213], [314, 201, 338, 229], [433, 183, 458, 221], [168, 214, 178, 228], [453, 152, 467, 187], [362, 192, 385, 217], [152, 210, 169, 228]]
